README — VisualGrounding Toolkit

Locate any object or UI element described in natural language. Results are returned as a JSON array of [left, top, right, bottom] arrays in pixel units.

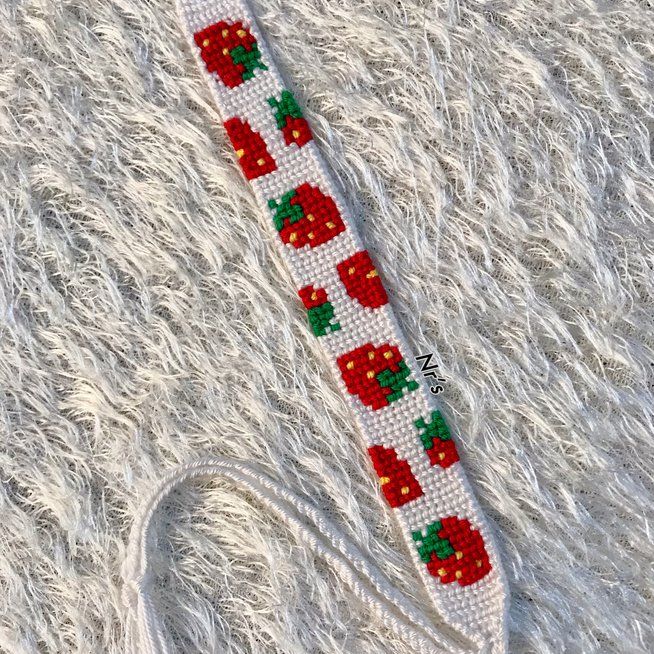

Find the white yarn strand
[[121, 456, 481, 654]]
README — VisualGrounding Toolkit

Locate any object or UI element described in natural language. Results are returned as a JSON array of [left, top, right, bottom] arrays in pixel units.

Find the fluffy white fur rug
[[1, 0, 653, 652]]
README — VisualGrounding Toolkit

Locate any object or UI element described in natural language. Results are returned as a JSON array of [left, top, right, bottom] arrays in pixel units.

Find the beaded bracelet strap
[[176, 1, 509, 650]]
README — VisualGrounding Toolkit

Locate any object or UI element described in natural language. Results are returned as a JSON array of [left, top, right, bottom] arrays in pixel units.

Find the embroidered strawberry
[[368, 445, 423, 507], [298, 285, 341, 336], [194, 21, 267, 88], [337, 251, 388, 308], [412, 516, 491, 587], [224, 118, 276, 180], [268, 90, 313, 147], [337, 343, 419, 410], [415, 411, 459, 469], [268, 183, 345, 249]]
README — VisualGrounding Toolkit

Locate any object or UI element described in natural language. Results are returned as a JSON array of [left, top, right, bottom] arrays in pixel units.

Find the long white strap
[[149, 0, 511, 650], [121, 456, 484, 654]]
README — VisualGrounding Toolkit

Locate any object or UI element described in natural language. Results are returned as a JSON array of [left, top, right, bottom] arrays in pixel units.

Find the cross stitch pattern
[[337, 250, 388, 308], [413, 517, 492, 587], [268, 183, 346, 249], [2, 1, 653, 653], [224, 117, 277, 179], [268, 90, 313, 147], [178, 1, 509, 651], [415, 411, 460, 469], [368, 444, 423, 507], [194, 20, 267, 87], [298, 284, 341, 336]]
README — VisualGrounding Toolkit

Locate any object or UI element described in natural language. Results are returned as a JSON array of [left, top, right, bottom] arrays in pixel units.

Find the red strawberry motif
[[224, 118, 276, 180], [268, 183, 345, 249], [337, 251, 388, 308], [368, 445, 423, 507], [283, 116, 312, 147], [299, 285, 328, 309], [337, 343, 419, 410], [415, 411, 459, 469], [413, 517, 492, 587], [298, 285, 341, 337], [194, 21, 267, 88], [268, 91, 313, 148]]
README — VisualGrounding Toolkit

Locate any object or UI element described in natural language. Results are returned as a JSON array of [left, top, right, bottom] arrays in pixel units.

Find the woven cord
[[121, 456, 481, 654]]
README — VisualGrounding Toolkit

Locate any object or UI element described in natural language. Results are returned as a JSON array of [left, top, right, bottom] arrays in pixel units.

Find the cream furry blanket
[[1, 0, 653, 652]]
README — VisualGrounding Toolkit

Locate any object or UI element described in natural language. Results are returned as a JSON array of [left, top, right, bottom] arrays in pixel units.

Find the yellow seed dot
[[346, 361, 354, 370], [289, 233, 297, 243], [366, 370, 375, 379], [476, 559, 483, 568], [237, 29, 247, 37], [307, 213, 315, 222], [383, 351, 393, 359], [455, 551, 463, 560], [437, 568, 447, 577], [308, 231, 315, 239], [292, 130, 300, 139], [222, 29, 229, 38], [235, 149, 245, 158], [400, 486, 410, 495], [222, 48, 229, 55], [348, 266, 356, 275], [455, 570, 463, 580], [202, 39, 210, 47], [326, 221, 335, 229], [379, 476, 390, 485], [310, 292, 318, 301], [366, 269, 378, 278], [438, 452, 445, 461], [368, 352, 375, 360], [257, 158, 266, 166]]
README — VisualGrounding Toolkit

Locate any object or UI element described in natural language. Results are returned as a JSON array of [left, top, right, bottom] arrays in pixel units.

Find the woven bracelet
[[176, 1, 510, 650]]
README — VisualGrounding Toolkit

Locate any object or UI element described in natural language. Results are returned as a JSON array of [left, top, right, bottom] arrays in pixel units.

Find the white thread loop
[[121, 456, 478, 654]]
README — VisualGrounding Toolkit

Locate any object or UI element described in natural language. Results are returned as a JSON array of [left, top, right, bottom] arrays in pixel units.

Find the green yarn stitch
[[230, 43, 268, 81], [267, 90, 304, 129], [415, 411, 452, 450], [377, 360, 419, 404], [268, 189, 303, 231], [412, 521, 455, 563], [307, 302, 341, 337]]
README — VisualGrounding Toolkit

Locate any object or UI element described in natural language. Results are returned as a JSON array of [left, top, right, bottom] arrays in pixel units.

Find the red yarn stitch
[[427, 439, 459, 468], [299, 285, 328, 309], [337, 251, 388, 308], [429, 517, 491, 587], [194, 21, 265, 88], [337, 342, 414, 410], [368, 444, 423, 507], [271, 183, 346, 249], [224, 117, 276, 180]]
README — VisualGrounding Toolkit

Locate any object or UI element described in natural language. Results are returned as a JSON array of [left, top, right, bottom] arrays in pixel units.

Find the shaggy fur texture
[[1, 0, 653, 652]]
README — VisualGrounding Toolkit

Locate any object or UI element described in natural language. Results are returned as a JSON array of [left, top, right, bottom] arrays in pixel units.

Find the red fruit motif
[[298, 285, 341, 337], [194, 21, 267, 88], [415, 411, 459, 469], [368, 444, 423, 507], [412, 516, 491, 587], [337, 342, 419, 410], [283, 116, 312, 147], [337, 251, 388, 308], [268, 183, 345, 249], [268, 90, 313, 148], [224, 118, 276, 180]]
